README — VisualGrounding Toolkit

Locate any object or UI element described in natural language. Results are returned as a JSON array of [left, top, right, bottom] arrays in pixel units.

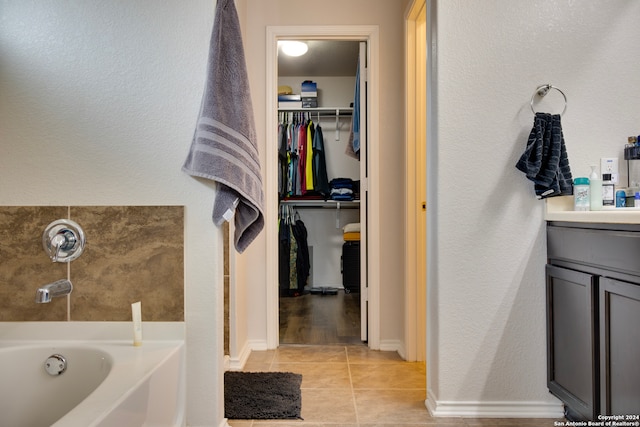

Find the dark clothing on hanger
[[312, 124, 330, 197], [278, 217, 291, 293], [278, 207, 310, 296], [278, 122, 288, 199], [291, 218, 310, 291]]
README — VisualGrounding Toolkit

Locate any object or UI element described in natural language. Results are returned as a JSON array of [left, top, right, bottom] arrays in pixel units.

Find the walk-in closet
[[277, 40, 367, 345]]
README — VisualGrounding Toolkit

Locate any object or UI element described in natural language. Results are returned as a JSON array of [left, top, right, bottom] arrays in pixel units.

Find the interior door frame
[[404, 0, 427, 362], [265, 25, 381, 349]]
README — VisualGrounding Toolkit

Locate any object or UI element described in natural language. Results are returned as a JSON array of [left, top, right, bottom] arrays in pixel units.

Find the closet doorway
[[265, 26, 380, 349]]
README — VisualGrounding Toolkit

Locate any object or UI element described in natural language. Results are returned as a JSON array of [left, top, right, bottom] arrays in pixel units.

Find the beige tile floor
[[226, 345, 562, 427]]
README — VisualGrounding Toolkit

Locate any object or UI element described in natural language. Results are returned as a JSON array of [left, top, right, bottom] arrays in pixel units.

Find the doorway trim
[[265, 25, 381, 349], [404, 0, 427, 362]]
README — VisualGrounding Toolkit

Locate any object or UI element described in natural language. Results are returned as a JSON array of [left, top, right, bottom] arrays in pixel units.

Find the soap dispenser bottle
[[589, 165, 602, 210]]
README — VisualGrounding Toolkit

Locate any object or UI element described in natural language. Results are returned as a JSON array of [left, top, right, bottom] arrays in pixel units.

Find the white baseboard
[[379, 339, 403, 354], [227, 341, 251, 370], [227, 339, 268, 371], [188, 420, 230, 427], [248, 339, 269, 351], [426, 389, 564, 418]]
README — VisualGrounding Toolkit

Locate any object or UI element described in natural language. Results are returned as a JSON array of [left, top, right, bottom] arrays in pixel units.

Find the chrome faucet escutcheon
[[42, 219, 86, 263]]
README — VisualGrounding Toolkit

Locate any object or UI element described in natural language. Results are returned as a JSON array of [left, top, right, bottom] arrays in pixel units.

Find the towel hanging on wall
[[182, 0, 264, 253], [515, 112, 573, 199]]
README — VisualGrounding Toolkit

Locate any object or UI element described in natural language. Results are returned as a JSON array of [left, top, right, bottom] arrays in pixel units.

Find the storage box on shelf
[[301, 80, 317, 108]]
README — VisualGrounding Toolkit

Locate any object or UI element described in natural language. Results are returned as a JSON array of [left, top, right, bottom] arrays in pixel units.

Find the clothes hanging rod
[[279, 199, 360, 209], [278, 108, 353, 139], [277, 107, 353, 116]]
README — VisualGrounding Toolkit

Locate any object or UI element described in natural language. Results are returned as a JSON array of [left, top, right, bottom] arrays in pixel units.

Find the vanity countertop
[[545, 196, 640, 224]]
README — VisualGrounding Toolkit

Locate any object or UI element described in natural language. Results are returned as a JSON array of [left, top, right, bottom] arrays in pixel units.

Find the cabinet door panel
[[599, 277, 640, 415], [546, 264, 598, 420]]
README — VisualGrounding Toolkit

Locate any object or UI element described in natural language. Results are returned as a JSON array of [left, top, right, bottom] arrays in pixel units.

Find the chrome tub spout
[[35, 279, 73, 303]]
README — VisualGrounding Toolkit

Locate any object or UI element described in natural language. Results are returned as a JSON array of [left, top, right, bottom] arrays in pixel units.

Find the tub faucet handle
[[49, 230, 76, 262]]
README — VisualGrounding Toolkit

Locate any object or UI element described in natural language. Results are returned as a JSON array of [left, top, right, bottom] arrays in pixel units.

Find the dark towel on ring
[[516, 113, 573, 199]]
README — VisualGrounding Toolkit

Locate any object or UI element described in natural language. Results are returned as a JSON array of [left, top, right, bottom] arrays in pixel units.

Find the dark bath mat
[[224, 371, 303, 420]]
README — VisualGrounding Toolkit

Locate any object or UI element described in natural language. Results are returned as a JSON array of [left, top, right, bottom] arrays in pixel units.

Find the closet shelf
[[280, 199, 360, 209]]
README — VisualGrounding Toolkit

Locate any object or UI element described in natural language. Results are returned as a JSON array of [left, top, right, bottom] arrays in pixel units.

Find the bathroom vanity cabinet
[[546, 221, 640, 420]]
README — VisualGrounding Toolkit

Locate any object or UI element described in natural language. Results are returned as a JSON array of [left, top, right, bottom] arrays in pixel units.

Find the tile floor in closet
[[226, 345, 563, 427]]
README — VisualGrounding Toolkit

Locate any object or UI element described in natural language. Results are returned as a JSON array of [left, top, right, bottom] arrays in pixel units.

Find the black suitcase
[[341, 241, 360, 293]]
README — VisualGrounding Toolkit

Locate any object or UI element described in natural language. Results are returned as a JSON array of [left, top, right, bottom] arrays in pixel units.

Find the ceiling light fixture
[[279, 41, 308, 57]]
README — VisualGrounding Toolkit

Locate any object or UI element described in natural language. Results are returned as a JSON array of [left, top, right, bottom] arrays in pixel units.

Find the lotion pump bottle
[[602, 173, 615, 206], [589, 165, 603, 210]]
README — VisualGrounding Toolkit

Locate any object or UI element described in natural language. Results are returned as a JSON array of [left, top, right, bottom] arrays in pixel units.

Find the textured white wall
[[429, 0, 640, 414], [1, 1, 225, 425]]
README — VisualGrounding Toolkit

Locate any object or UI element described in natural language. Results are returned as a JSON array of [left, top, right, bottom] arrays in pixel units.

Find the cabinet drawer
[[547, 225, 640, 277]]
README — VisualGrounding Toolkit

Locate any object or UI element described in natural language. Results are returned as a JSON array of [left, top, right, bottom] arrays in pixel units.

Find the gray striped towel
[[182, 0, 264, 253]]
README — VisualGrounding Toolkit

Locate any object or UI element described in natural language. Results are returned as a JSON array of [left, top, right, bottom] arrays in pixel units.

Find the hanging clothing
[[278, 215, 290, 293], [291, 215, 310, 292], [278, 206, 310, 296], [278, 121, 288, 199], [305, 120, 315, 192], [312, 124, 330, 197], [289, 120, 298, 197], [278, 114, 330, 200], [297, 122, 307, 194], [288, 223, 298, 290], [349, 61, 361, 158]]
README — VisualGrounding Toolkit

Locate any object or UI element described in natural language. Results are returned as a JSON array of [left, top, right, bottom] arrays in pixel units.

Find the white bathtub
[[0, 322, 185, 427]]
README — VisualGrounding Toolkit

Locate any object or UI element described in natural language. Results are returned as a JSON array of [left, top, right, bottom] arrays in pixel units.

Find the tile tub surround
[[0, 206, 184, 321]]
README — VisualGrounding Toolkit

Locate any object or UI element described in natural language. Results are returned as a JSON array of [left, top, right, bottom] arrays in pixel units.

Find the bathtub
[[0, 322, 185, 427]]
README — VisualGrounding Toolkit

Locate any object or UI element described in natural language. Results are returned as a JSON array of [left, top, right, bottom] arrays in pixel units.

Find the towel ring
[[530, 84, 567, 116]]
